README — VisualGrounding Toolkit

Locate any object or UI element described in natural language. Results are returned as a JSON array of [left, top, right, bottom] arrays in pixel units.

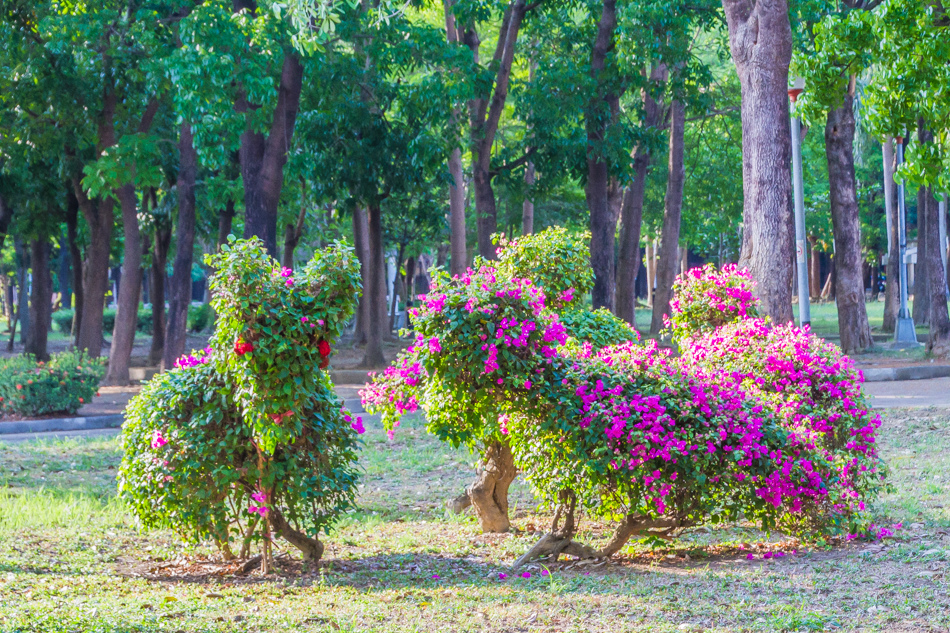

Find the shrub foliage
[[0, 351, 104, 417], [119, 238, 363, 565]]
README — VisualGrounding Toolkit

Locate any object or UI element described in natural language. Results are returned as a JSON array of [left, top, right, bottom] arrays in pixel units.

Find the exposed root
[[512, 510, 686, 570], [447, 491, 472, 514], [269, 507, 325, 563]]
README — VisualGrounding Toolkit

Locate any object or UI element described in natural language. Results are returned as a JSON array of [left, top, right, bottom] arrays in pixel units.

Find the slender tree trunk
[[645, 240, 655, 306], [825, 79, 872, 353], [586, 0, 618, 310], [522, 161, 535, 235], [149, 224, 170, 366], [914, 183, 931, 326], [615, 154, 649, 326], [352, 207, 370, 346], [240, 54, 304, 257], [74, 184, 113, 358], [444, 0, 468, 275], [882, 139, 898, 331], [217, 199, 235, 250], [105, 185, 143, 384], [281, 194, 307, 270], [25, 238, 52, 360], [466, 0, 528, 260], [361, 203, 386, 367], [808, 237, 822, 301], [651, 100, 686, 334], [163, 122, 197, 371], [58, 231, 71, 312], [13, 239, 29, 347], [922, 183, 950, 355], [820, 262, 835, 301], [65, 189, 84, 341], [0, 193, 11, 252], [722, 0, 794, 324]]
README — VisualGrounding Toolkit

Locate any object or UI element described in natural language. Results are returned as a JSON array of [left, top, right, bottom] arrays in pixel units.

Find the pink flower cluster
[[174, 347, 211, 368], [249, 490, 268, 516], [668, 263, 758, 340]]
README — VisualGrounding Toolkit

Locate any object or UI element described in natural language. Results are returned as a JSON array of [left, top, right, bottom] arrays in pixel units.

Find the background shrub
[[52, 308, 154, 335], [0, 351, 105, 417]]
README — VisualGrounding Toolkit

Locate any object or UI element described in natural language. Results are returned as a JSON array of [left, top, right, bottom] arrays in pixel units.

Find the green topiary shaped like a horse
[[119, 238, 363, 570]]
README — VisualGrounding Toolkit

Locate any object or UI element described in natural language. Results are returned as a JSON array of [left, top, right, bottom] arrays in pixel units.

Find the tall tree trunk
[[651, 100, 686, 334], [65, 189, 84, 341], [74, 183, 113, 358], [0, 193, 12, 251], [522, 161, 535, 235], [645, 240, 656, 306], [922, 183, 950, 355], [466, 0, 529, 260], [150, 223, 171, 366], [808, 237, 822, 301], [616, 68, 665, 325], [352, 207, 370, 346], [914, 184, 931, 326], [281, 194, 307, 269], [361, 203, 386, 367], [586, 0, 618, 310], [163, 122, 197, 370], [722, 0, 794, 324], [444, 0, 468, 275], [13, 239, 29, 347], [105, 185, 144, 385], [217, 199, 235, 250], [825, 78, 872, 353], [240, 54, 304, 257], [882, 138, 899, 331], [58, 231, 71, 312], [25, 237, 52, 361]]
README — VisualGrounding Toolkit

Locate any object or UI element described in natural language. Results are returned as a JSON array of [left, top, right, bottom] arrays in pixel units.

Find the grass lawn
[[1, 409, 949, 632]]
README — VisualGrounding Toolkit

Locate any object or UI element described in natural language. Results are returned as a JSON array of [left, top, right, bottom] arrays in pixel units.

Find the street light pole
[[789, 78, 810, 328], [894, 136, 919, 345]]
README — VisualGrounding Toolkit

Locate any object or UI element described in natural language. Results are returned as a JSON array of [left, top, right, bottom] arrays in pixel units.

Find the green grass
[[1, 411, 949, 632]]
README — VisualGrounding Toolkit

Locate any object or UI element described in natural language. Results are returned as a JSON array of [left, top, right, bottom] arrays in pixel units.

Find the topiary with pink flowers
[[119, 237, 364, 571], [364, 251, 885, 566]]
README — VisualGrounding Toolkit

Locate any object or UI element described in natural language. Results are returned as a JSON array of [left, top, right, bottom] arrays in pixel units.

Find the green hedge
[[0, 351, 105, 417], [51, 305, 213, 336]]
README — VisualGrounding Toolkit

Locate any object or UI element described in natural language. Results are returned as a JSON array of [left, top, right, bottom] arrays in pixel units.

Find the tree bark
[[467, 440, 517, 533], [825, 79, 872, 353], [65, 189, 84, 341], [58, 230, 71, 312], [808, 237, 821, 301], [12, 239, 29, 348], [722, 0, 794, 324], [616, 67, 665, 326], [444, 0, 468, 275], [163, 122, 197, 371], [0, 193, 12, 251], [914, 194, 931, 326], [24, 238, 52, 361], [651, 100, 686, 334], [240, 53, 304, 257], [882, 139, 900, 332], [522, 161, 535, 235], [352, 207, 370, 346], [217, 199, 235, 250], [921, 183, 950, 355], [361, 202, 387, 367], [586, 0, 619, 310], [466, 0, 529, 260], [74, 181, 113, 358], [149, 221, 171, 366], [105, 184, 144, 384]]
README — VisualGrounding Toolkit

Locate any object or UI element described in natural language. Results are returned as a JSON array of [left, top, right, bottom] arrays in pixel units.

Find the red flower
[[318, 339, 331, 357], [234, 338, 254, 355]]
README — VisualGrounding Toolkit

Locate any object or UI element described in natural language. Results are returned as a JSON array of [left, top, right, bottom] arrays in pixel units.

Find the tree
[[721, 0, 794, 323]]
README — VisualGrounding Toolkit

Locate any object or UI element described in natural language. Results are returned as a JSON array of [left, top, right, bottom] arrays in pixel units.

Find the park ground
[[1, 405, 949, 632]]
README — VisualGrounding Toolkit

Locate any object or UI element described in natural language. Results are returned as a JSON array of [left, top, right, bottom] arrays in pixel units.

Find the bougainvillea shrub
[[666, 263, 758, 343], [365, 254, 884, 560], [678, 317, 887, 534], [0, 351, 104, 417], [120, 238, 363, 565]]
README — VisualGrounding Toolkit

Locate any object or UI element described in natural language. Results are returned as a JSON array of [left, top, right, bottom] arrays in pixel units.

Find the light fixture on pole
[[894, 135, 919, 346], [788, 75, 810, 328]]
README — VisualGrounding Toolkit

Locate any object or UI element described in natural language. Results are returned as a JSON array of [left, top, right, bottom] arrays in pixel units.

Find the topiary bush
[[119, 238, 364, 569], [364, 256, 885, 566], [361, 228, 634, 533], [0, 351, 104, 418]]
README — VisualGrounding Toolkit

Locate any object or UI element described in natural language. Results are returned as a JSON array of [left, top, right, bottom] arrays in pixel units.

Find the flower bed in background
[[0, 351, 105, 418]]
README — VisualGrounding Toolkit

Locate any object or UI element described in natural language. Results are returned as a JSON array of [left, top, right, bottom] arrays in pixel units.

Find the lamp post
[[894, 136, 919, 345], [788, 76, 810, 328]]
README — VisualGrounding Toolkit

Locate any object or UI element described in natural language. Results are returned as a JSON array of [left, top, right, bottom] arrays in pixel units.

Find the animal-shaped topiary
[[120, 238, 363, 571]]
